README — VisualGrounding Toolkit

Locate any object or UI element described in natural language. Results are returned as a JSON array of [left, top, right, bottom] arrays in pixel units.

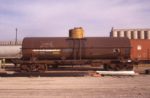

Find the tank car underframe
[[13, 59, 133, 72]]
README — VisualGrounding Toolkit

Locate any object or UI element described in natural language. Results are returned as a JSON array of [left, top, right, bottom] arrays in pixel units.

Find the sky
[[0, 0, 150, 40]]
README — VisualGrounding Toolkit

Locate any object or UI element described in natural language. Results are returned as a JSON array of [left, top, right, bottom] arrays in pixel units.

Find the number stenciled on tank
[[39, 41, 53, 48]]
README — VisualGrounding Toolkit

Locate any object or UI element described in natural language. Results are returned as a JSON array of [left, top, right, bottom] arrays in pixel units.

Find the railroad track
[[0, 64, 148, 77], [0, 65, 99, 77], [0, 71, 89, 77]]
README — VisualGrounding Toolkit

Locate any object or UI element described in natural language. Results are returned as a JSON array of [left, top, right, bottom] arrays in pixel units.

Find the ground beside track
[[0, 75, 149, 98]]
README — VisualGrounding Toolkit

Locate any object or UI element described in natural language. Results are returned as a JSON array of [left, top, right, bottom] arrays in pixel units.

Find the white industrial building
[[110, 28, 150, 39]]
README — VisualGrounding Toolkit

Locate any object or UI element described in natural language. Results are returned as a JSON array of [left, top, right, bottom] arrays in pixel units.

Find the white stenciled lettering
[[32, 49, 61, 52]]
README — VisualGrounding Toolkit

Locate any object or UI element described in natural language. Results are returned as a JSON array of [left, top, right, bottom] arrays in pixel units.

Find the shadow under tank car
[[13, 28, 134, 72]]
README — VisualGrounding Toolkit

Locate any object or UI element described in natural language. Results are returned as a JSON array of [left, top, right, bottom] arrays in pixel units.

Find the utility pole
[[15, 28, 18, 45]]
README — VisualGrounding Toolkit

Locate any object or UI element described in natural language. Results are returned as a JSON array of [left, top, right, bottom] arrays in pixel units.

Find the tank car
[[13, 37, 134, 72], [0, 45, 22, 63]]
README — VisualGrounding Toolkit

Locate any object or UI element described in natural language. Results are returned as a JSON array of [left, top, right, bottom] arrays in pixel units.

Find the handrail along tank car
[[13, 28, 134, 72]]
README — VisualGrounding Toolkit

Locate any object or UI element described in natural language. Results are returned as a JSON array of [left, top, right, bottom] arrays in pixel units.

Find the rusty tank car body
[[13, 37, 134, 72], [22, 37, 130, 60]]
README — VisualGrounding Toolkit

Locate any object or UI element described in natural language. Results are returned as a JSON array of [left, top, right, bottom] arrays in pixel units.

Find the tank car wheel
[[104, 64, 110, 71], [109, 64, 118, 71], [115, 63, 133, 71], [114, 64, 133, 71], [113, 64, 128, 71], [104, 64, 117, 71], [30, 64, 38, 72], [20, 64, 30, 72], [37, 64, 47, 72], [125, 64, 133, 71], [115, 64, 122, 71], [104, 64, 125, 71]]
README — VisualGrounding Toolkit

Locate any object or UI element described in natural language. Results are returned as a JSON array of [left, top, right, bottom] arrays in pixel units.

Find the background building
[[110, 28, 150, 39]]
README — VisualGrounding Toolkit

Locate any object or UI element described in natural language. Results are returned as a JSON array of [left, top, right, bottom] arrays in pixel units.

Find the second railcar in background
[[130, 39, 150, 63], [13, 37, 133, 72], [0, 41, 22, 63]]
